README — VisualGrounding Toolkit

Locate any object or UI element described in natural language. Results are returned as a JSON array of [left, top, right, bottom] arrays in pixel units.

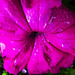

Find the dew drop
[[61, 44, 64, 47], [44, 23, 47, 28], [0, 42, 6, 53], [61, 42, 69, 49], [34, 53, 36, 56], [27, 11, 29, 13], [13, 48, 15, 50], [65, 21, 70, 24], [22, 69, 27, 73], [27, 16, 31, 22], [46, 39, 49, 42], [14, 60, 17, 66], [36, 50, 38, 52]]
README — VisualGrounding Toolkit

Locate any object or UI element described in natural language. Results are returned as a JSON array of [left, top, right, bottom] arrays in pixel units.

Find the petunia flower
[[0, 0, 75, 75]]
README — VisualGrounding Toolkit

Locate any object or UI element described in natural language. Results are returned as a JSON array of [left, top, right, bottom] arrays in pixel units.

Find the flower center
[[30, 31, 38, 38]]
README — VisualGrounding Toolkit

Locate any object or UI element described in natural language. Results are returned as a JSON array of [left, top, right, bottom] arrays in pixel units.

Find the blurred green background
[[0, 0, 75, 75]]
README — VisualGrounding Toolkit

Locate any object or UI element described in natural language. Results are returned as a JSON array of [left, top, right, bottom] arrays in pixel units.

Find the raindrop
[[49, 16, 56, 24], [27, 11, 29, 13], [0, 42, 6, 53], [13, 48, 15, 50], [34, 53, 36, 56], [65, 21, 70, 24], [62, 44, 64, 47], [44, 23, 47, 28], [27, 16, 31, 22], [14, 60, 17, 66], [57, 28, 63, 32], [36, 50, 38, 52], [61, 42, 69, 49], [46, 39, 49, 42], [22, 69, 27, 74]]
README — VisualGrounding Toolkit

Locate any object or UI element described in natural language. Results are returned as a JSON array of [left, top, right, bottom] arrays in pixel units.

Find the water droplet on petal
[[0, 42, 6, 53], [14, 60, 17, 66], [34, 53, 36, 56], [36, 50, 38, 52], [57, 28, 63, 32], [65, 21, 70, 24], [62, 44, 64, 47], [44, 23, 47, 28], [13, 48, 15, 50], [27, 16, 31, 22], [22, 69, 27, 73], [61, 42, 69, 49], [46, 39, 49, 42]]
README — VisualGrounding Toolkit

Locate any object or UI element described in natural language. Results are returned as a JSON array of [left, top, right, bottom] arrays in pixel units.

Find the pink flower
[[0, 0, 75, 74]]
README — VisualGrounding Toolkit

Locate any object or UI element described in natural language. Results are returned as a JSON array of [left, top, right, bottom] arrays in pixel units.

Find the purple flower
[[0, 0, 75, 74]]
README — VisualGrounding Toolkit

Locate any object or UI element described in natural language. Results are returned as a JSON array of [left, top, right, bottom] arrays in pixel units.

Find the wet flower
[[0, 0, 75, 74]]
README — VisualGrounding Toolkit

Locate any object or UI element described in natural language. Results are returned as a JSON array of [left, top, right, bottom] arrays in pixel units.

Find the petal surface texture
[[0, 0, 75, 75]]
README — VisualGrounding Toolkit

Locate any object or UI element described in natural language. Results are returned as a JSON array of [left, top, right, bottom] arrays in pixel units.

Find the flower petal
[[21, 0, 39, 31], [44, 5, 75, 56], [27, 34, 74, 74], [21, 0, 62, 32], [42, 35, 74, 73], [4, 43, 33, 74], [39, 0, 62, 32], [44, 25, 75, 56], [50, 54, 74, 74], [1, 30, 35, 74], [0, 0, 31, 32], [27, 35, 49, 74], [44, 5, 75, 33], [0, 14, 32, 59]]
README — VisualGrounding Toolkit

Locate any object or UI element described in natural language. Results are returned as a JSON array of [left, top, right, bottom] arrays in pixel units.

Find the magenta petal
[[42, 36, 74, 73], [27, 36, 49, 74], [44, 5, 75, 56], [0, 0, 75, 74], [0, 18, 31, 59], [3, 37, 34, 74], [44, 5, 75, 33], [50, 54, 74, 74], [21, 0, 39, 31], [21, 0, 62, 32], [44, 25, 75, 56], [38, 0, 62, 32], [0, 0, 32, 32]]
